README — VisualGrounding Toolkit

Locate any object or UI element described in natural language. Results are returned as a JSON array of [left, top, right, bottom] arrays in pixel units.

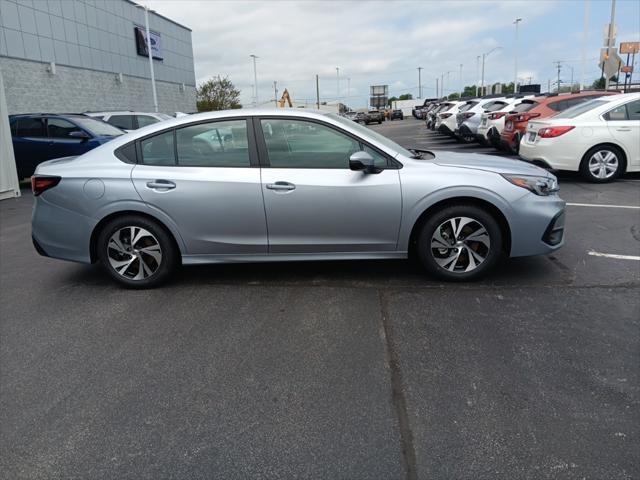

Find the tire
[[417, 205, 503, 281], [97, 215, 178, 289], [579, 145, 624, 183]]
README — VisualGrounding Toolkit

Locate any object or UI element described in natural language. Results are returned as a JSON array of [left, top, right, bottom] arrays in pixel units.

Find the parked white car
[[519, 93, 639, 182], [476, 96, 535, 147], [436, 101, 465, 136], [455, 97, 509, 143], [85, 111, 173, 132]]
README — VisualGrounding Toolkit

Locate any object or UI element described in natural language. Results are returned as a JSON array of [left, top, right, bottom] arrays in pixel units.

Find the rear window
[[553, 99, 609, 119], [511, 101, 537, 113], [484, 101, 507, 112], [458, 102, 478, 113]]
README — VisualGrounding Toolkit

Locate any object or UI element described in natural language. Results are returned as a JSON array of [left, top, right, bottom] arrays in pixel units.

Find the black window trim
[[252, 115, 403, 170], [118, 117, 260, 168]]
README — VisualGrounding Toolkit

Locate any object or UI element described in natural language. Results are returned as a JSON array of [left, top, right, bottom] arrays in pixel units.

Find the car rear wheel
[[417, 205, 503, 281], [579, 145, 624, 183], [97, 215, 177, 288]]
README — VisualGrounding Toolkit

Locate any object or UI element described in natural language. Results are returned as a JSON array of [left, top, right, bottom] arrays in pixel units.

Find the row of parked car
[[343, 109, 404, 124], [9, 110, 180, 179], [420, 91, 639, 182]]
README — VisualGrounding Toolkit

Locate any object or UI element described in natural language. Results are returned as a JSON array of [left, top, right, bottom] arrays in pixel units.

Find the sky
[[146, 0, 640, 108]]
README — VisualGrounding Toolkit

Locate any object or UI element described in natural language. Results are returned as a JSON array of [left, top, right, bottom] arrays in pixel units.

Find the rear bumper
[[519, 141, 581, 171]]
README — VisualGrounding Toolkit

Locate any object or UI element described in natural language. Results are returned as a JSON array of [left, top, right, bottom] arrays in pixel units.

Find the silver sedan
[[31, 109, 565, 288]]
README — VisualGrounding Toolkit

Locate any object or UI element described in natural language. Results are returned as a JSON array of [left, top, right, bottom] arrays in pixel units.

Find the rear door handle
[[266, 181, 296, 191], [146, 180, 176, 190]]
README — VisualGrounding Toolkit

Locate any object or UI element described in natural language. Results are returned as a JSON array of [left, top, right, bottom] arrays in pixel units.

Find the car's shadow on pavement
[[65, 254, 569, 290]]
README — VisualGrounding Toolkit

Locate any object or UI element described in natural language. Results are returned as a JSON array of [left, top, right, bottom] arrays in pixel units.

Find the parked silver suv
[[31, 109, 565, 288]]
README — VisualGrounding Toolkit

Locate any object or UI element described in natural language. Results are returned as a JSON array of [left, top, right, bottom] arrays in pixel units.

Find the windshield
[[552, 99, 609, 119], [74, 117, 124, 136], [328, 113, 413, 158]]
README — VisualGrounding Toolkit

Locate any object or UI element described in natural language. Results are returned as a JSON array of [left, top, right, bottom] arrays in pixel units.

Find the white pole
[[580, 0, 590, 90], [475, 56, 480, 96], [459, 63, 463, 97], [347, 77, 350, 98], [250, 55, 258, 107], [514, 18, 522, 93], [605, 0, 616, 90], [336, 67, 340, 99], [143, 6, 158, 112], [481, 54, 485, 96]]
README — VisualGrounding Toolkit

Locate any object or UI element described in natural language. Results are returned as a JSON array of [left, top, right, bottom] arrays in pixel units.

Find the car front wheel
[[417, 205, 503, 281], [580, 145, 624, 183], [97, 215, 178, 288]]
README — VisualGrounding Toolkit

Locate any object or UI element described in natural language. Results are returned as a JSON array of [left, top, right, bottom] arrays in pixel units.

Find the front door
[[131, 118, 268, 255], [256, 117, 402, 254]]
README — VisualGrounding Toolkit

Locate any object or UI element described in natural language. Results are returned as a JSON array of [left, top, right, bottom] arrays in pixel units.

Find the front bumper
[[508, 193, 566, 257]]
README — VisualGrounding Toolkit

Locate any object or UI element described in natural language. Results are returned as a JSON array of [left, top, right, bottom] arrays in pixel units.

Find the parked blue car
[[9, 113, 124, 179]]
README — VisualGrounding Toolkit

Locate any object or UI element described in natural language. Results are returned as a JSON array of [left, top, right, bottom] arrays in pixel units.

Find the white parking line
[[588, 251, 640, 261], [567, 203, 640, 209]]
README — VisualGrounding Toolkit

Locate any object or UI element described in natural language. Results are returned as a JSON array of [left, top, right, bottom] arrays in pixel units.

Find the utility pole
[[436, 77, 439, 98], [605, 0, 617, 90], [417, 67, 423, 98], [580, 0, 590, 90], [316, 74, 320, 109], [475, 55, 480, 96], [347, 77, 350, 99], [553, 60, 562, 92], [440, 72, 444, 97], [514, 18, 522, 94], [547, 78, 551, 93], [446, 71, 451, 96], [336, 67, 340, 99], [273, 81, 278, 107], [250, 54, 258, 106], [459, 63, 463, 97]]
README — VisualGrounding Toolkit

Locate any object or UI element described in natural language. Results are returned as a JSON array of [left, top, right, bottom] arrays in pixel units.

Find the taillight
[[31, 176, 61, 196], [515, 112, 540, 122], [538, 126, 575, 138], [489, 112, 507, 120], [441, 113, 452, 118], [463, 112, 475, 119]]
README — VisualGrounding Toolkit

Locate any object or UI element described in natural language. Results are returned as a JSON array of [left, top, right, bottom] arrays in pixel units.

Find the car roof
[[538, 90, 617, 104], [9, 113, 88, 119]]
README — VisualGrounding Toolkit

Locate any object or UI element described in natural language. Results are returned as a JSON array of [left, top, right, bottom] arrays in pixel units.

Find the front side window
[[626, 100, 640, 121], [17, 117, 45, 137], [141, 130, 175, 166], [108, 115, 135, 130], [47, 118, 78, 138], [137, 115, 160, 128], [604, 104, 628, 121], [176, 119, 250, 167], [261, 119, 360, 168]]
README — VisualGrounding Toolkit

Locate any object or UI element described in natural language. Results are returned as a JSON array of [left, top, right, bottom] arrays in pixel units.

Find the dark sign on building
[[134, 26, 163, 61], [370, 85, 388, 109]]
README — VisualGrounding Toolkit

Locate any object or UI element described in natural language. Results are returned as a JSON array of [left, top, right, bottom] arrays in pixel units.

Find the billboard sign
[[620, 42, 640, 54], [134, 26, 163, 61]]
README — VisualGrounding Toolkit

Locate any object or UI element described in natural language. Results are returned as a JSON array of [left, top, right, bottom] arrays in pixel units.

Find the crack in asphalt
[[378, 290, 418, 480]]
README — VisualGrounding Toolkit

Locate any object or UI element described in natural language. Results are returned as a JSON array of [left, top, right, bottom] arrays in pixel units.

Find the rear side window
[[16, 117, 45, 137], [141, 131, 175, 165], [137, 115, 159, 128], [548, 100, 568, 112], [108, 115, 135, 130], [47, 118, 78, 138], [176, 120, 250, 167]]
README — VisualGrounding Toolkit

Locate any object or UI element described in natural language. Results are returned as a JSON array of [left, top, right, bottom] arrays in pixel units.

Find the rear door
[[256, 117, 401, 253], [130, 118, 268, 255], [11, 116, 48, 177], [605, 99, 640, 169]]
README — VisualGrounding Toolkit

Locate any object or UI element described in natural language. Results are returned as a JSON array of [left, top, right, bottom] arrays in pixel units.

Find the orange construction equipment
[[278, 89, 293, 108]]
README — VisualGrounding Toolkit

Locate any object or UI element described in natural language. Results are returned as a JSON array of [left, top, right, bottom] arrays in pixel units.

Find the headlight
[[501, 174, 559, 196]]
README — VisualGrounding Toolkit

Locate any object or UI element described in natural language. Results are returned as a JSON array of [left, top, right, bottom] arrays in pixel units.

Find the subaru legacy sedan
[[31, 109, 565, 288]]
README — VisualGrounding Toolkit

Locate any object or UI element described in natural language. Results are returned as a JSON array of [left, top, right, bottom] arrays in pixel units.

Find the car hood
[[431, 150, 552, 177]]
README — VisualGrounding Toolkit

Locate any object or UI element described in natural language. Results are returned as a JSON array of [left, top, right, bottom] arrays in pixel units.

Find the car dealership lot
[[1, 118, 638, 479]]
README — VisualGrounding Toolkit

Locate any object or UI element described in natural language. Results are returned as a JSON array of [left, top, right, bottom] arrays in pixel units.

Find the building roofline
[[125, 0, 192, 32]]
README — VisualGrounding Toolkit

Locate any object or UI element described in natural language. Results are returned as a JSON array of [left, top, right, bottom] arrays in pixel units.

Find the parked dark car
[[9, 113, 124, 179], [364, 110, 383, 124], [390, 109, 404, 120]]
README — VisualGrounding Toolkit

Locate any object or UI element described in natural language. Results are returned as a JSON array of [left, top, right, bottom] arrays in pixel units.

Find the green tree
[[447, 93, 460, 100], [387, 96, 398, 107], [591, 77, 605, 89], [196, 76, 242, 111], [398, 93, 413, 100]]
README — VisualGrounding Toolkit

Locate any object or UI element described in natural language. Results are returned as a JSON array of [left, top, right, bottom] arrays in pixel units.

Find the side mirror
[[69, 130, 90, 141], [349, 151, 380, 174]]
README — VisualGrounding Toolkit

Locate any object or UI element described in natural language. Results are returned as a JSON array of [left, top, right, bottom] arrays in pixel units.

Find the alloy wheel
[[588, 150, 618, 180], [430, 216, 491, 273], [107, 226, 162, 280]]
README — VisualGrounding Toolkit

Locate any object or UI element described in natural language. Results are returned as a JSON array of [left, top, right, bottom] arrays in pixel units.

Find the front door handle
[[146, 180, 176, 190], [615, 128, 631, 132], [266, 181, 296, 191]]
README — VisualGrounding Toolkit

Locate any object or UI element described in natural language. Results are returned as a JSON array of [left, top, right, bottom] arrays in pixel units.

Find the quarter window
[[141, 131, 175, 166], [17, 117, 45, 137], [260, 119, 360, 168], [47, 118, 79, 138], [176, 120, 250, 167]]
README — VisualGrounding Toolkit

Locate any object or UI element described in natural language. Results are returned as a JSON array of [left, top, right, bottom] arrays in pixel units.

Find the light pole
[[336, 67, 340, 99], [475, 55, 480, 96], [446, 71, 451, 97], [273, 81, 278, 107], [135, 3, 158, 112], [605, 0, 616, 90], [440, 72, 444, 98], [459, 63, 463, 97], [513, 18, 522, 93], [481, 46, 501, 96], [417, 67, 423, 98], [250, 54, 259, 106], [347, 77, 351, 99]]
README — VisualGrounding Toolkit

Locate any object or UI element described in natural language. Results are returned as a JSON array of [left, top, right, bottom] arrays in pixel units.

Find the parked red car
[[500, 91, 618, 154]]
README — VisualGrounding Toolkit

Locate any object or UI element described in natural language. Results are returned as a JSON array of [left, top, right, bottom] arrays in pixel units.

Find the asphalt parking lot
[[1, 117, 639, 479]]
